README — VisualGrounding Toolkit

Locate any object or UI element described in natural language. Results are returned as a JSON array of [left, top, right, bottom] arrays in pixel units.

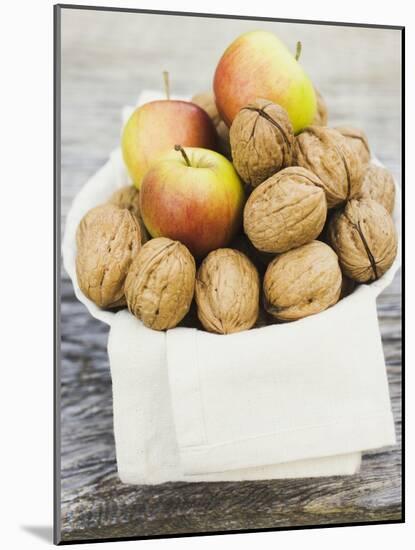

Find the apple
[[140, 145, 245, 258], [213, 31, 316, 133], [121, 100, 218, 189]]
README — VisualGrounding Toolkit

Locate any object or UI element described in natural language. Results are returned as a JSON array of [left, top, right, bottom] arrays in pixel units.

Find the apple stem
[[163, 70, 170, 100], [295, 41, 302, 61], [175, 144, 191, 167]]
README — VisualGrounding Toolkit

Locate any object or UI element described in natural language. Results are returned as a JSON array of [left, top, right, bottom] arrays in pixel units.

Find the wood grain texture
[[59, 8, 402, 542]]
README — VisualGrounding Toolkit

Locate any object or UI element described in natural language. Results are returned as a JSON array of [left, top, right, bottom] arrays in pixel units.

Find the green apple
[[140, 146, 245, 258], [122, 100, 218, 189], [213, 31, 316, 133]]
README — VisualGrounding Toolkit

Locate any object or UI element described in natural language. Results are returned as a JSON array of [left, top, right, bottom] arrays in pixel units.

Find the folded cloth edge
[[166, 294, 396, 476], [108, 310, 364, 483]]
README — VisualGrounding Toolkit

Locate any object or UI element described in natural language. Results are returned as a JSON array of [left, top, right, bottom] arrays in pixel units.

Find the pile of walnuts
[[76, 91, 398, 334]]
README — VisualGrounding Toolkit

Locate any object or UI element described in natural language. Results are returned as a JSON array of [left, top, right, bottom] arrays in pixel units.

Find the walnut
[[243, 167, 327, 253], [263, 240, 342, 322], [357, 163, 396, 214], [108, 185, 148, 242], [76, 204, 141, 308], [328, 198, 397, 283], [335, 126, 371, 165], [293, 126, 364, 208], [124, 237, 195, 330], [195, 248, 259, 334], [191, 91, 231, 158], [312, 88, 328, 126], [230, 98, 294, 189]]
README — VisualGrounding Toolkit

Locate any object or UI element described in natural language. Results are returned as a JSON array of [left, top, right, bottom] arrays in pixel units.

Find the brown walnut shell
[[195, 248, 260, 334], [125, 237, 195, 330], [293, 126, 364, 208], [76, 204, 141, 308], [230, 98, 294, 189], [312, 89, 328, 126], [263, 240, 342, 322], [191, 91, 231, 158], [335, 126, 371, 165], [328, 198, 397, 283], [108, 185, 149, 242], [357, 163, 396, 214], [243, 167, 327, 253]]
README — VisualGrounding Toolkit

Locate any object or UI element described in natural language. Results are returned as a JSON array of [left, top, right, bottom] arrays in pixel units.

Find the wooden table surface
[[58, 7, 403, 542]]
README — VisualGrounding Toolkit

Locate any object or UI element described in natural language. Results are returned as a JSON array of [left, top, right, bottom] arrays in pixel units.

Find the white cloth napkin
[[108, 310, 364, 484], [62, 92, 401, 485], [165, 288, 395, 477]]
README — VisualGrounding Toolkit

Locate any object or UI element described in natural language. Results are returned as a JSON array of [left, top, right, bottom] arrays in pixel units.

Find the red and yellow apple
[[140, 146, 245, 258], [122, 100, 218, 189], [213, 31, 316, 133]]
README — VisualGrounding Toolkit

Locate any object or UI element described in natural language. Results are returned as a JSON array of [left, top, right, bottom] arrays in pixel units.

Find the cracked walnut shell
[[263, 240, 342, 322], [125, 237, 196, 330], [108, 185, 148, 242], [328, 198, 397, 283], [335, 126, 371, 165], [195, 248, 260, 334], [293, 126, 364, 208], [243, 167, 327, 253], [357, 163, 396, 214], [230, 98, 294, 189], [76, 203, 142, 308]]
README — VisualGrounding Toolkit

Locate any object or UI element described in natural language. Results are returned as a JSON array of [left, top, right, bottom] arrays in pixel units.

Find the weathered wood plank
[[59, 8, 402, 542]]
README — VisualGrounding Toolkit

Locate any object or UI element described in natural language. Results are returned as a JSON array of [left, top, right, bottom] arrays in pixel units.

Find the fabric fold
[[108, 311, 365, 484], [107, 293, 395, 484], [166, 287, 395, 477]]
